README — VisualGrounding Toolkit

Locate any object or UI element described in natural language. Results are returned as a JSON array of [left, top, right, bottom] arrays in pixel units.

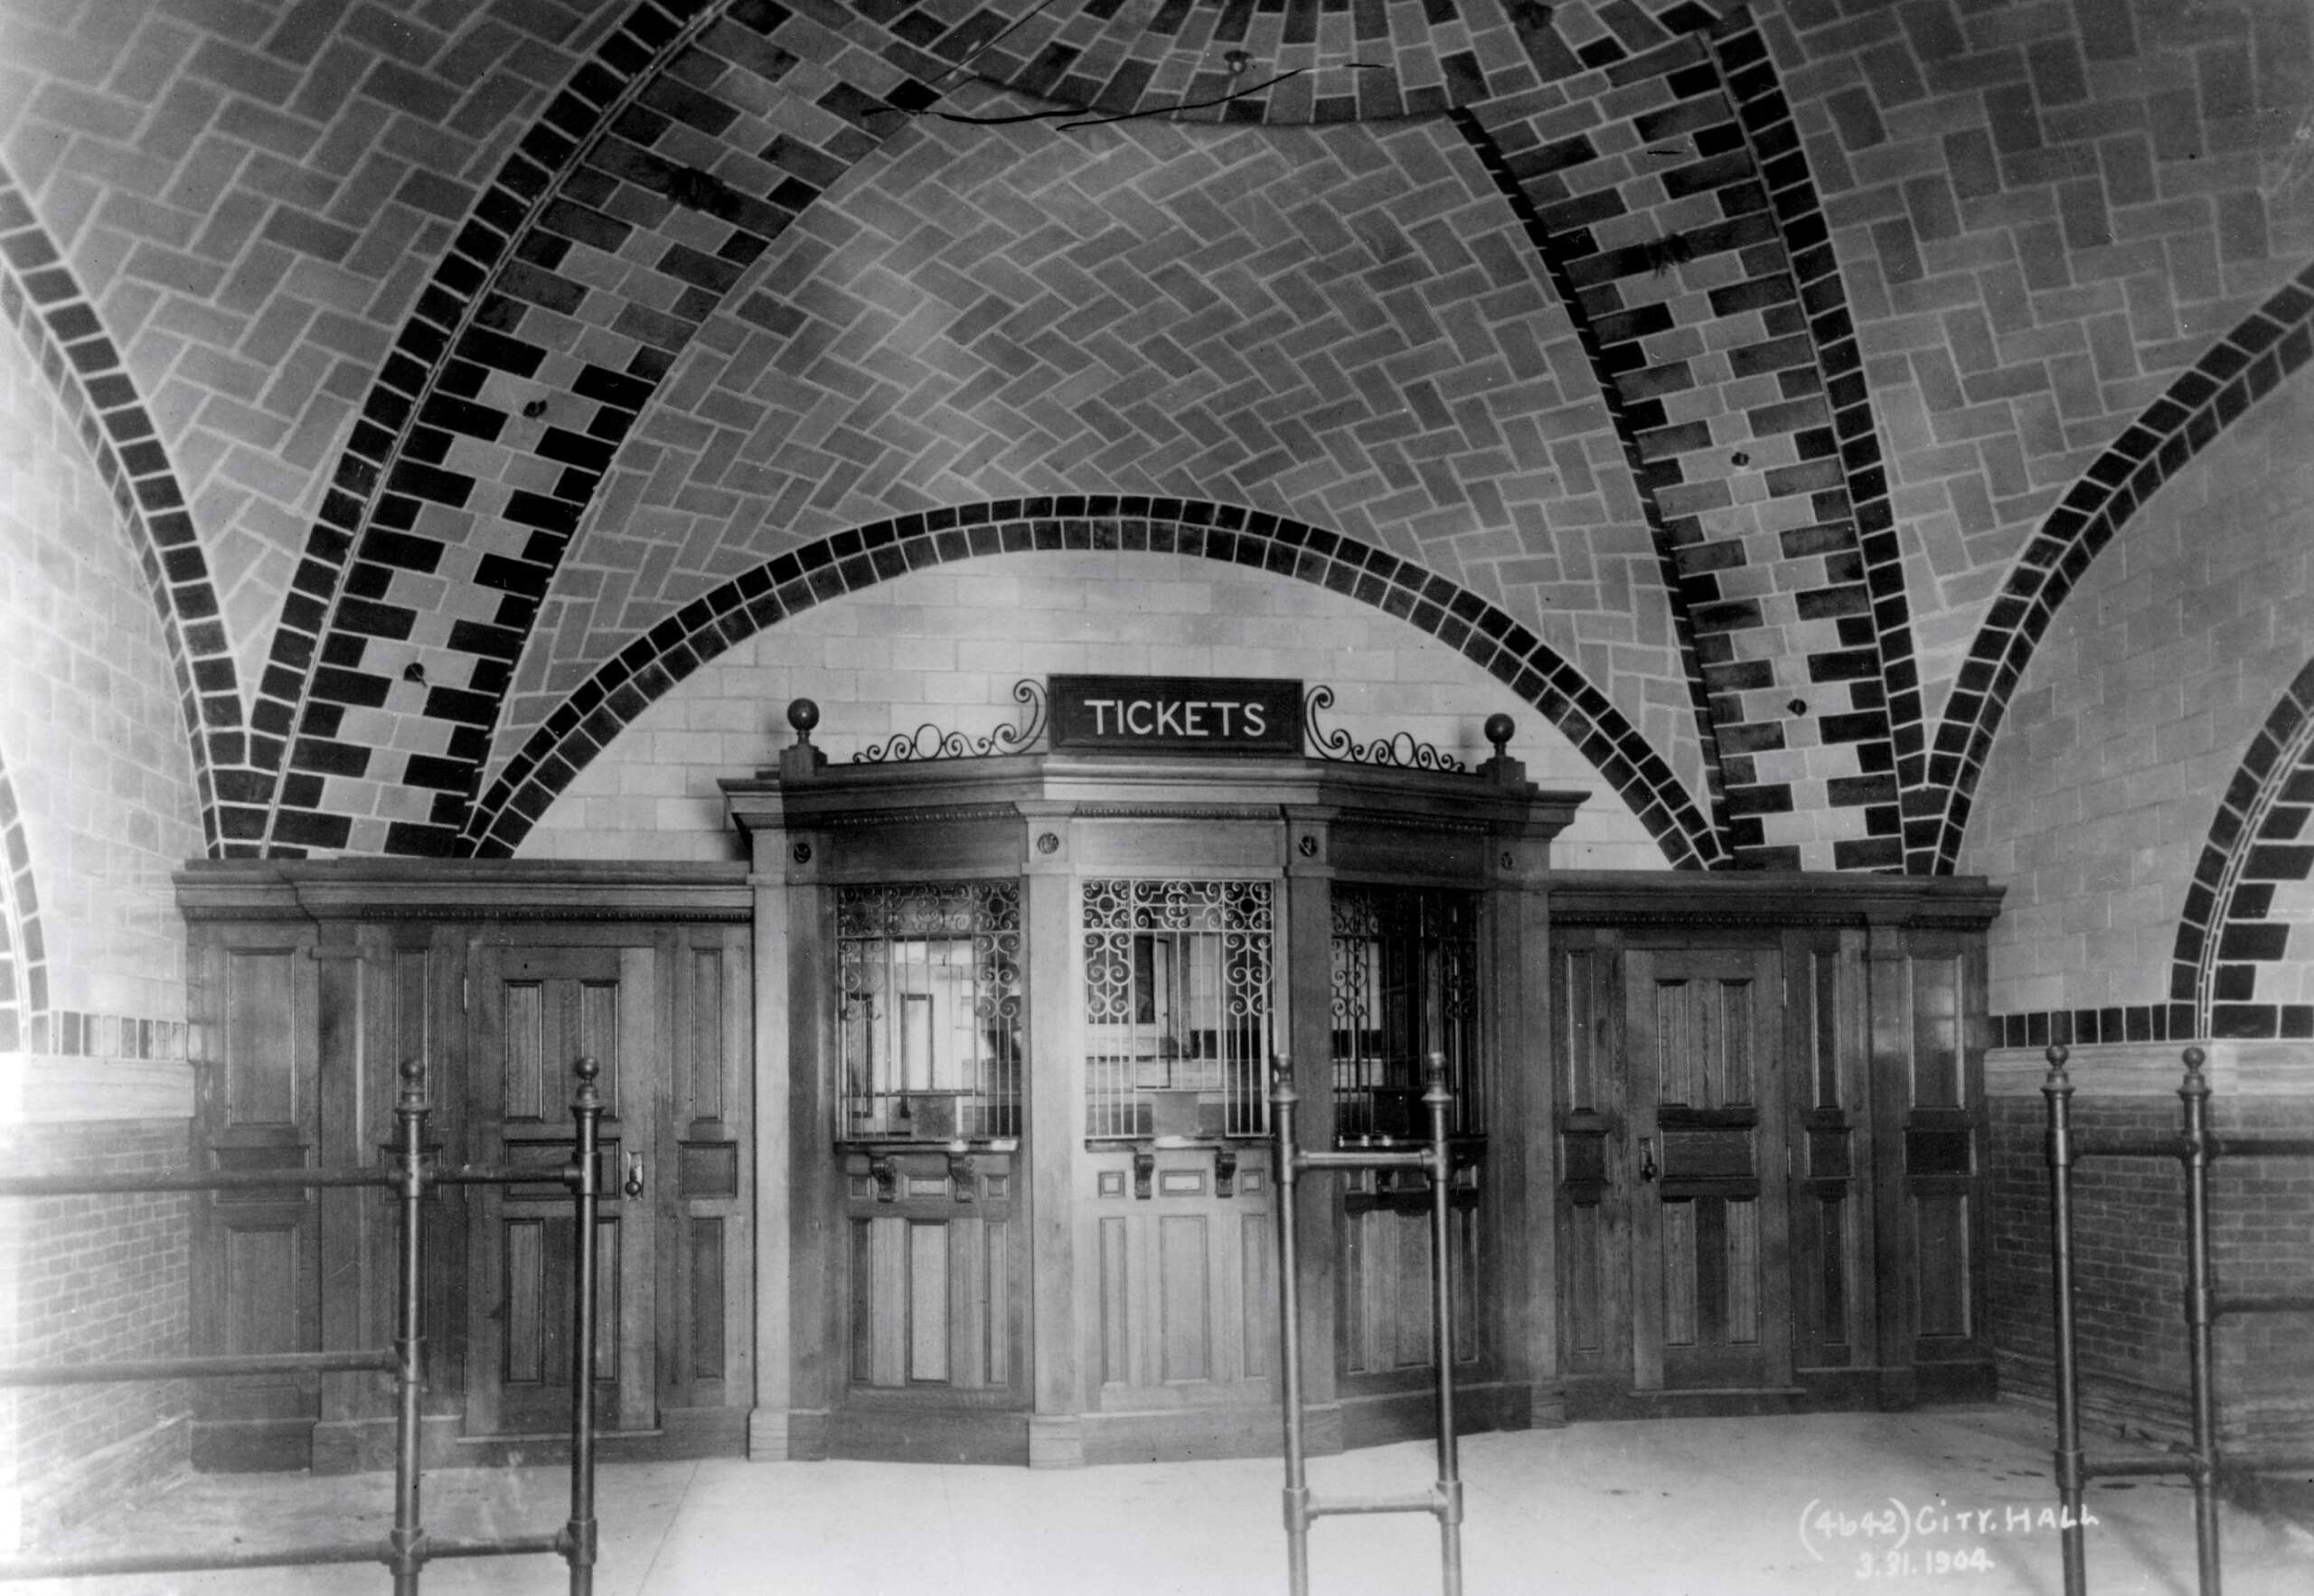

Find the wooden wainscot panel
[[178, 860, 758, 1470], [1077, 1143, 1281, 1465], [832, 1142, 1030, 1465], [1546, 873, 1999, 1421]]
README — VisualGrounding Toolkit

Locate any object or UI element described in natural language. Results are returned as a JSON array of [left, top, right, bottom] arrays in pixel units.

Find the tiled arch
[[1927, 267, 2314, 876], [255, 0, 942, 857], [0, 741, 47, 1055], [947, 0, 1704, 127], [0, 164, 244, 858], [1458, 4, 1917, 870], [2168, 659, 2314, 1044], [464, 498, 1724, 868]]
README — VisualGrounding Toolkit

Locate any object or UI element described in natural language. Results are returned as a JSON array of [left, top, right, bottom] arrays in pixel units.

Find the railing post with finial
[[1424, 1052, 1464, 1596], [564, 1056, 602, 1596], [1271, 1056, 1310, 1596], [2044, 1043, 2087, 1596], [2178, 1046, 2221, 1596], [389, 1056, 430, 1596]]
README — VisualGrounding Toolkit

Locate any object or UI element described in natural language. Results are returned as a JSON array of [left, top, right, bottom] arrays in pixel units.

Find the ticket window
[[836, 880, 1023, 1143], [1330, 884, 1482, 1144], [1083, 878, 1275, 1142]]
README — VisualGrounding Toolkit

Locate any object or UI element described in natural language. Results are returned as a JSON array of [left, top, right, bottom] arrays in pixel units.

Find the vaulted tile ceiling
[[2, 0, 2308, 870]]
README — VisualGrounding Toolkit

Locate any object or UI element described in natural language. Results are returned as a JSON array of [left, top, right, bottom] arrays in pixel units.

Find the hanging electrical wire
[[873, 63, 1384, 133]]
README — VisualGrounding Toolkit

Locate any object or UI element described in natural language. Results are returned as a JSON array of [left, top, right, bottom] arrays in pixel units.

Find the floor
[[14, 1405, 2314, 1595]]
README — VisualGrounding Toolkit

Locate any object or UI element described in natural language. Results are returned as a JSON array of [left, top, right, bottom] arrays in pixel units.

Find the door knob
[[624, 1151, 644, 1198], [1638, 1137, 1658, 1183]]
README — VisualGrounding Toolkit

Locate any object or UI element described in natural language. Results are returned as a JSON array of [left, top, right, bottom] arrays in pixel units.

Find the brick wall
[[1961, 362, 2314, 1019], [0, 1120, 191, 1552], [1989, 1069, 2314, 1450], [520, 548, 1670, 868]]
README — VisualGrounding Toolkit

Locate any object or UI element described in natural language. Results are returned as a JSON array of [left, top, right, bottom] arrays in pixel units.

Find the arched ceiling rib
[[1930, 270, 2314, 870], [466, 500, 1722, 868], [1, 163, 239, 856]]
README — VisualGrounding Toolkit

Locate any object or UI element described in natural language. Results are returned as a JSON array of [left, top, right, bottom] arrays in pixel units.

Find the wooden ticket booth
[[726, 681, 1582, 1466]]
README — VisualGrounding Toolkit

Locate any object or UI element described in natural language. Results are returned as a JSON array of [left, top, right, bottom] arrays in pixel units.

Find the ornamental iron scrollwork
[[1303, 684, 1467, 772], [851, 679, 1047, 763]]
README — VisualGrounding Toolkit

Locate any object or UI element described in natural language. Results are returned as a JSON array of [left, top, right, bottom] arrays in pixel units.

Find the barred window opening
[[1331, 885, 1481, 1141], [837, 881, 1022, 1141], [1084, 878, 1274, 1141]]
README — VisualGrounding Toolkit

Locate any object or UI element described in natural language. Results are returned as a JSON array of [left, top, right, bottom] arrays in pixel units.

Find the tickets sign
[[1046, 675, 1303, 756]]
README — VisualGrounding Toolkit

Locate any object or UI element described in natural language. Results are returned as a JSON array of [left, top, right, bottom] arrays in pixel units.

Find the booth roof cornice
[[720, 749, 1587, 839]]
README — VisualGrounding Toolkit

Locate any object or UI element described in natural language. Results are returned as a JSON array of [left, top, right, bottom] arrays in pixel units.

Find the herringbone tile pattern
[[497, 101, 1705, 829], [1764, 0, 2314, 831]]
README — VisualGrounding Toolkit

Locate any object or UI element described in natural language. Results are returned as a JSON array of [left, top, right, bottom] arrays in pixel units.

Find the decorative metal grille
[[837, 881, 1022, 1141], [1082, 878, 1274, 1140], [1330, 885, 1482, 1141]]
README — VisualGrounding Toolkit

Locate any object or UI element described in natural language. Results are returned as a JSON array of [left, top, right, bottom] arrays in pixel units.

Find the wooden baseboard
[[1079, 1403, 1285, 1466], [823, 1405, 1030, 1465], [1339, 1380, 1526, 1449], [1564, 1362, 1997, 1422]]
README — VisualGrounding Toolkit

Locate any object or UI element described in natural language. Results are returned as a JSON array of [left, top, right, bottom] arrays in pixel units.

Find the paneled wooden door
[[188, 921, 323, 1469], [1625, 947, 1792, 1393], [465, 943, 656, 1438]]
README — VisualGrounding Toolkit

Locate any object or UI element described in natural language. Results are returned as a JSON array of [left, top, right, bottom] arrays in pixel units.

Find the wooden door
[[188, 922, 323, 1469], [465, 943, 655, 1438], [1552, 934, 1628, 1389], [1625, 947, 1792, 1392], [661, 925, 754, 1450]]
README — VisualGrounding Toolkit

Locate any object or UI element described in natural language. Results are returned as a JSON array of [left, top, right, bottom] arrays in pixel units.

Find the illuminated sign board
[[1046, 675, 1303, 756]]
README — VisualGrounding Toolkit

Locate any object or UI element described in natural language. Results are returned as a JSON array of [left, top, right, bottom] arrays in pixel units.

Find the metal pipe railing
[[0, 1055, 611, 1593], [2041, 1043, 2314, 1596], [1272, 1051, 1463, 1596], [565, 1054, 604, 1596]]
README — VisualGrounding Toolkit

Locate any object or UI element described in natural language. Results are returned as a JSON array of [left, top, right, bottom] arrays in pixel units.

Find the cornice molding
[[174, 860, 753, 923], [1547, 869, 2005, 929]]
